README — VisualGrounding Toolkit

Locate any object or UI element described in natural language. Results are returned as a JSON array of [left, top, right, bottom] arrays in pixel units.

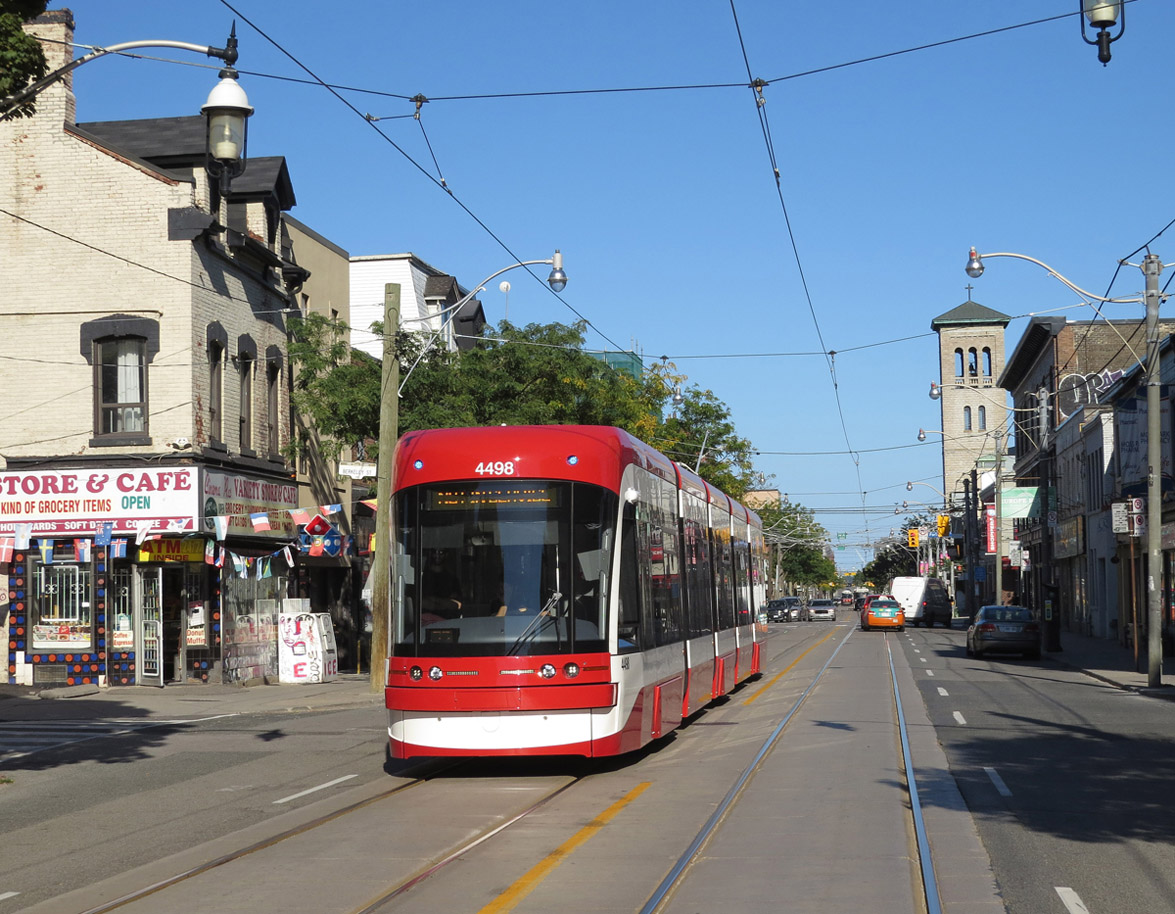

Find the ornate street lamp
[[202, 28, 252, 197], [964, 246, 1170, 684], [1080, 0, 1125, 66]]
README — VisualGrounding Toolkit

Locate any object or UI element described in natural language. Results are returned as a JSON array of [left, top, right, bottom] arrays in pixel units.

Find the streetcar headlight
[[539, 663, 557, 679], [566, 454, 578, 466], [429, 666, 443, 681], [413, 459, 424, 470], [563, 662, 580, 678], [409, 666, 423, 681]]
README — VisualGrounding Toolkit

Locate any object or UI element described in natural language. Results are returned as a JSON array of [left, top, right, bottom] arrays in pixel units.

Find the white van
[[888, 576, 952, 628]]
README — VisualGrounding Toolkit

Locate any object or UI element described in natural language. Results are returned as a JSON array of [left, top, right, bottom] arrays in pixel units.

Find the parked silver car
[[966, 605, 1041, 659]]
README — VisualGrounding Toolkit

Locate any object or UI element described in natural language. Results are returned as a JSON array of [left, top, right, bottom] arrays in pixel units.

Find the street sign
[[338, 462, 377, 479]]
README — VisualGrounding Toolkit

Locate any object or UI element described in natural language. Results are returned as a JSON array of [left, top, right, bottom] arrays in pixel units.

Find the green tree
[[1, 2, 49, 121], [286, 312, 381, 463], [758, 501, 835, 593], [397, 320, 655, 433], [654, 379, 758, 500]]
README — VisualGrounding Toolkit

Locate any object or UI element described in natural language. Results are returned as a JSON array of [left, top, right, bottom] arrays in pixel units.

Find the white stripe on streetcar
[[1055, 887, 1090, 914], [984, 766, 1013, 797], [273, 774, 358, 805], [952, 711, 967, 725], [937, 687, 949, 696]]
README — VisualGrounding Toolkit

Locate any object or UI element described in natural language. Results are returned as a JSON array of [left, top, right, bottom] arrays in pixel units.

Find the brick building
[[0, 12, 348, 686]]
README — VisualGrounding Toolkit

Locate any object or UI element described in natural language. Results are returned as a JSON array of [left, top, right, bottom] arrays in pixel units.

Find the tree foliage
[[857, 514, 932, 587], [0, 2, 49, 121], [285, 317, 763, 501], [757, 501, 836, 592]]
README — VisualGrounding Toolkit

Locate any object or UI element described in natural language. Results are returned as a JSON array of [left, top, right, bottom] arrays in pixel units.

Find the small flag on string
[[320, 503, 342, 516], [13, 523, 32, 550], [167, 518, 186, 533], [95, 522, 113, 546], [250, 512, 271, 532], [74, 539, 92, 562], [260, 558, 272, 579], [111, 538, 128, 558], [290, 508, 310, 526], [135, 522, 154, 545], [309, 537, 324, 557], [0, 538, 13, 563], [38, 539, 54, 564], [282, 545, 294, 567], [213, 515, 229, 541], [215, 546, 225, 568], [205, 539, 216, 565]]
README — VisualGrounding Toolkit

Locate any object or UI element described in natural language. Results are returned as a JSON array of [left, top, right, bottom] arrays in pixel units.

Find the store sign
[[985, 505, 997, 554], [1002, 487, 1041, 520], [0, 468, 199, 536], [138, 538, 205, 563], [201, 470, 298, 540]]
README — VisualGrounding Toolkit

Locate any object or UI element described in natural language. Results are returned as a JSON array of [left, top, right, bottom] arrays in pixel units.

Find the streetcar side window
[[618, 500, 643, 653]]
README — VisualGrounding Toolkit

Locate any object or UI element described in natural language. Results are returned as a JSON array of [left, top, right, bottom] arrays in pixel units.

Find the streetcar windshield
[[391, 480, 616, 657]]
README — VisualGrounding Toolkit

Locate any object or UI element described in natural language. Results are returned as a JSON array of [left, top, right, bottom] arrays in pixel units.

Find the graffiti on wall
[[1056, 368, 1124, 420]]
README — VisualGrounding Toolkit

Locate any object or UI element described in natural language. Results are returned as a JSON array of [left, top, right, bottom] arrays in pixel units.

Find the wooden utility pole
[[369, 283, 400, 691]]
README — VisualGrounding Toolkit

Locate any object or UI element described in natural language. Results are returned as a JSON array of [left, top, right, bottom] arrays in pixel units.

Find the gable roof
[[75, 115, 295, 209], [930, 300, 1012, 331]]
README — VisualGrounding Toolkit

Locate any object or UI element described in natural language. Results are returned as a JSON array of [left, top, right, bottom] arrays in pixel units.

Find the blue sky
[[48, 1, 1175, 570]]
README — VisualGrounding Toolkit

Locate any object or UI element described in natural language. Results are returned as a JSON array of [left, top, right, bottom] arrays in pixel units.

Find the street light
[[965, 246, 1170, 686], [0, 26, 251, 195], [397, 251, 569, 394], [201, 28, 253, 197], [1080, 0, 1125, 66], [368, 252, 568, 690]]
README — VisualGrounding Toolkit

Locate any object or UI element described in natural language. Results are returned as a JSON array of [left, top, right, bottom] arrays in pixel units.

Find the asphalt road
[[5, 620, 1171, 913], [902, 622, 1175, 914]]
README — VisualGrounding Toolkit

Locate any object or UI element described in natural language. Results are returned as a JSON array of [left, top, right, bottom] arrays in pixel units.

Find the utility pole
[[369, 283, 400, 691], [1143, 254, 1163, 688]]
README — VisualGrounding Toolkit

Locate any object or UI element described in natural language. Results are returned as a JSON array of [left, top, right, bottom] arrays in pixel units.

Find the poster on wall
[[201, 470, 298, 540]]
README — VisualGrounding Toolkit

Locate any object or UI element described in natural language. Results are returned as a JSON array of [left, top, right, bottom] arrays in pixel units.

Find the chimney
[[25, 9, 77, 125]]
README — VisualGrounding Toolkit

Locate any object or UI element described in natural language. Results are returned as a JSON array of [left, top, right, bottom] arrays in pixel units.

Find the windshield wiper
[[507, 591, 562, 655]]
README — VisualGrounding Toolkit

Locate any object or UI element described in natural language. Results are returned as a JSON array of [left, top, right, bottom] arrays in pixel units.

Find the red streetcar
[[382, 425, 765, 758]]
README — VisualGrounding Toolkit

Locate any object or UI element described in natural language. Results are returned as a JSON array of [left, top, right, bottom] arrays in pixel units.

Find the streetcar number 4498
[[475, 461, 515, 475]]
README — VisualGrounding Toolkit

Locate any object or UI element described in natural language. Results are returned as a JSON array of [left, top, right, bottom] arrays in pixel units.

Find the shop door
[[139, 566, 164, 687]]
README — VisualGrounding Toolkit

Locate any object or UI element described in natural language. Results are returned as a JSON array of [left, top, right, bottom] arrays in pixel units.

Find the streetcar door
[[138, 566, 164, 687]]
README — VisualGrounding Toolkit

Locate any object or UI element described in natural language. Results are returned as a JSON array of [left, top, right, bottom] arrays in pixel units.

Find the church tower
[[930, 296, 1012, 501]]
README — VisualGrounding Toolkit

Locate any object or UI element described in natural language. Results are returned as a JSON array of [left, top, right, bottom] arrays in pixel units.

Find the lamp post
[[965, 247, 1170, 685], [367, 253, 568, 690], [1, 26, 251, 195], [396, 251, 567, 393]]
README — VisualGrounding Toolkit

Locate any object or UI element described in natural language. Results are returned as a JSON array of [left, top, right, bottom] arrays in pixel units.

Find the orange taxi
[[860, 594, 905, 631]]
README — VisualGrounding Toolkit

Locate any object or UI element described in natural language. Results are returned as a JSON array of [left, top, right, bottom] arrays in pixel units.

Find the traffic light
[[907, 529, 919, 548], [937, 514, 950, 536]]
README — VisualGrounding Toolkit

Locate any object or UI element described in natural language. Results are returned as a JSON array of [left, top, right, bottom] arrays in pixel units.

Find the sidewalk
[[0, 672, 385, 720], [1043, 627, 1175, 699]]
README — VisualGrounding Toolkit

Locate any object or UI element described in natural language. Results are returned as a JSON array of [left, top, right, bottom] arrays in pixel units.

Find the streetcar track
[[67, 624, 946, 914], [636, 624, 946, 914], [74, 758, 462, 914]]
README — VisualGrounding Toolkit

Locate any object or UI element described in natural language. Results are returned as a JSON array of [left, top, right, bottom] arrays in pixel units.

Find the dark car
[[766, 600, 790, 623], [966, 605, 1041, 659]]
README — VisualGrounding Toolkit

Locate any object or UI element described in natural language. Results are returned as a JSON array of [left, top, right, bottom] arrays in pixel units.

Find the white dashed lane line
[[984, 766, 1013, 797], [1055, 887, 1090, 913]]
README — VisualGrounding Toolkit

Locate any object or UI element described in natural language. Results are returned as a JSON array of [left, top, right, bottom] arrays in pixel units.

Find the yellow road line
[[479, 781, 652, 913], [743, 628, 838, 705]]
